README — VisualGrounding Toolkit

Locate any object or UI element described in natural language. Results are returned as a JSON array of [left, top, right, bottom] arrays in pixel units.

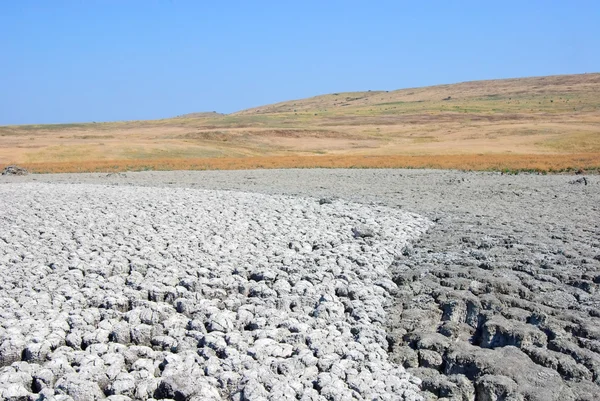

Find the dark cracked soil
[[2, 168, 599, 401]]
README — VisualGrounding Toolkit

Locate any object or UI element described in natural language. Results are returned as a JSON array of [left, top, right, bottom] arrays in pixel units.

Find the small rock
[[2, 165, 28, 176], [569, 177, 588, 185], [352, 225, 375, 239]]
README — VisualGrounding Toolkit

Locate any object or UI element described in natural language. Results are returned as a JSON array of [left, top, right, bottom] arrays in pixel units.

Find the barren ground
[[2, 169, 599, 400]]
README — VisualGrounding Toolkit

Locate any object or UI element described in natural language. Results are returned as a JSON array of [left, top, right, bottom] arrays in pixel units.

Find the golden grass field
[[1, 73, 599, 173]]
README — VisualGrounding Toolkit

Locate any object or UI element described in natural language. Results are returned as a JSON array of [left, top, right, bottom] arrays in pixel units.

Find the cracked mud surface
[[2, 169, 599, 401], [0, 182, 428, 401]]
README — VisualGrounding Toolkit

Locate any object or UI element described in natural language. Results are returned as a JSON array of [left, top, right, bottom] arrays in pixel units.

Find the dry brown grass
[[6, 153, 599, 174], [1, 73, 599, 173]]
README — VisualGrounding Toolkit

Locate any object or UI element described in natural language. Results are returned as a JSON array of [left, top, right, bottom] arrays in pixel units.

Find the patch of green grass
[[411, 136, 440, 144], [72, 134, 115, 139], [540, 132, 600, 152], [121, 147, 228, 160], [25, 145, 97, 162], [10, 123, 95, 131]]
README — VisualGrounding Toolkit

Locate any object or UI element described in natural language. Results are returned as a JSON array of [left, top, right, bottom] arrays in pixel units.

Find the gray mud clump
[[0, 183, 430, 401], [2, 165, 28, 176]]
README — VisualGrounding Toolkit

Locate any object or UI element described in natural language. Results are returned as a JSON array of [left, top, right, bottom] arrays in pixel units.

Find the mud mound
[[2, 165, 28, 176], [0, 183, 431, 401]]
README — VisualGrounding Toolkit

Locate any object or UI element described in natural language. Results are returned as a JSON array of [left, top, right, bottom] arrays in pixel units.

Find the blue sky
[[1, 1, 598, 125]]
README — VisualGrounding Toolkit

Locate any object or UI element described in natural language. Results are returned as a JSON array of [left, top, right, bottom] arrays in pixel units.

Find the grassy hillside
[[1, 73, 599, 173]]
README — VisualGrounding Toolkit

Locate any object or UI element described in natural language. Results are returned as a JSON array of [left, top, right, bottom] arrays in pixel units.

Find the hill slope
[[235, 73, 600, 115], [1, 73, 599, 173]]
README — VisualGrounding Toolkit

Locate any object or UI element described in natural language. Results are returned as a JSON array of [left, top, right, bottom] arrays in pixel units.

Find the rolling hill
[[1, 73, 599, 173]]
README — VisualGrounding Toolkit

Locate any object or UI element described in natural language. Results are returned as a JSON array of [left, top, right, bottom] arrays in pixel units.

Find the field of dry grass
[[14, 154, 600, 174], [1, 73, 599, 173]]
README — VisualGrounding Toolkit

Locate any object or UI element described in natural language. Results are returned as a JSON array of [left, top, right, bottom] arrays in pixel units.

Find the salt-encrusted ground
[[0, 182, 431, 401]]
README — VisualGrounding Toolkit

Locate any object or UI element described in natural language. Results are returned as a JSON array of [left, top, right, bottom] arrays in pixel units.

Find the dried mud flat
[[1, 169, 599, 401]]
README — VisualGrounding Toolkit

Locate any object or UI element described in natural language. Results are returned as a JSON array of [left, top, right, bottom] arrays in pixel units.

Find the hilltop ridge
[[233, 73, 600, 115]]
